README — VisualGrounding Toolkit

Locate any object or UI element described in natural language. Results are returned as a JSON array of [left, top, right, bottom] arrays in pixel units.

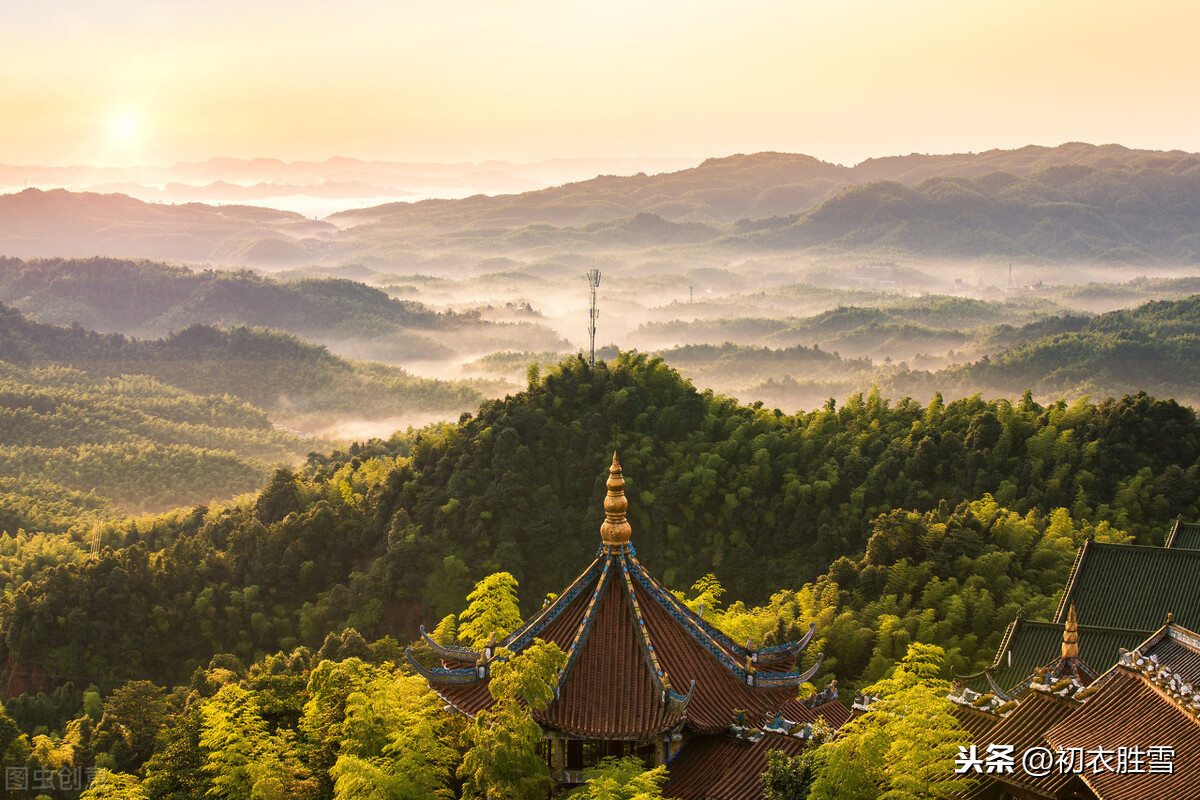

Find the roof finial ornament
[[600, 452, 632, 547], [1062, 603, 1080, 659]]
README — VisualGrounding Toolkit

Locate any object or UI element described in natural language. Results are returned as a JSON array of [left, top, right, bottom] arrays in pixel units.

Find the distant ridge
[[2, 143, 1199, 264]]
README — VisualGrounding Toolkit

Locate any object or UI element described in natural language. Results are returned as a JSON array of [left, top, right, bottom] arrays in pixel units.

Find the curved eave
[[625, 554, 779, 661], [752, 653, 824, 689], [405, 646, 483, 685], [756, 623, 817, 663], [419, 626, 480, 662], [665, 679, 696, 713], [984, 670, 1017, 702], [628, 558, 808, 683]]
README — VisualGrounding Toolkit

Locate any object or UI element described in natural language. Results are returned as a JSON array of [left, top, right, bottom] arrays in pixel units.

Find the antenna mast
[[586, 268, 601, 367]]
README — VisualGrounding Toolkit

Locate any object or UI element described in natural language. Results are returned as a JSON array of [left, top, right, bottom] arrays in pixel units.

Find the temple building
[[947, 520, 1200, 799], [952, 617, 1200, 800], [958, 524, 1200, 700], [408, 453, 847, 795]]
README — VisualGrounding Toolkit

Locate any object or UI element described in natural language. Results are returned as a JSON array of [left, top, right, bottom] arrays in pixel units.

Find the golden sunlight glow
[[108, 112, 141, 145], [2, 0, 1198, 165]]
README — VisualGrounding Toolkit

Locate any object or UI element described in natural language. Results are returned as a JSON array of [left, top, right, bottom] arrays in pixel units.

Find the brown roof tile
[[534, 571, 683, 738], [1045, 668, 1200, 800], [662, 732, 808, 800]]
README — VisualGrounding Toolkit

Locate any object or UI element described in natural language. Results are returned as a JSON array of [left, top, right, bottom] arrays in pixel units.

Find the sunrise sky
[[4, 0, 1198, 167]]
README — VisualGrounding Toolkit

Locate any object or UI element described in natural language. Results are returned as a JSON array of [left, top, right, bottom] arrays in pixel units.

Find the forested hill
[[0, 302, 484, 419], [5, 353, 1197, 688], [908, 294, 1200, 405], [335, 145, 1200, 262], [0, 256, 568, 360], [0, 257, 439, 338], [0, 304, 487, 516], [330, 142, 1188, 231]]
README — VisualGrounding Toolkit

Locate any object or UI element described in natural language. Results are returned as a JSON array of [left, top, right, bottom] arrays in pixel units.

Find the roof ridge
[[1114, 659, 1200, 729], [1166, 516, 1182, 549], [1090, 539, 1200, 555], [987, 614, 1023, 671], [554, 553, 615, 696], [618, 552, 691, 710], [628, 559, 821, 689], [1016, 620, 1160, 636], [625, 554, 760, 661], [1054, 536, 1091, 624], [505, 557, 605, 653]]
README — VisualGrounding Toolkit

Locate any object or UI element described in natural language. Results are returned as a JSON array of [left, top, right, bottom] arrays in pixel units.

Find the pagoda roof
[[1165, 517, 1200, 550], [1054, 538, 1200, 631], [408, 453, 821, 739], [956, 612, 1147, 699]]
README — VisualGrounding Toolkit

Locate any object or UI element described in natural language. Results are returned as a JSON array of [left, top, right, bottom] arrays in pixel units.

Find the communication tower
[[587, 268, 601, 367]]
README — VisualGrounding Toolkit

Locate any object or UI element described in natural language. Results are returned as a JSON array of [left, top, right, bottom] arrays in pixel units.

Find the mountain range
[[2, 143, 1198, 266]]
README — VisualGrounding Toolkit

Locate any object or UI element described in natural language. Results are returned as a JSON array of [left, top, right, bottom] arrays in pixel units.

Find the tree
[[329, 671, 456, 800], [762, 747, 819, 800], [808, 643, 974, 800], [458, 639, 567, 800], [79, 770, 149, 800], [200, 684, 318, 800], [458, 572, 523, 650], [567, 757, 668, 800]]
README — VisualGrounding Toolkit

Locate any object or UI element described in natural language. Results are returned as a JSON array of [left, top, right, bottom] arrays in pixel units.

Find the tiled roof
[[959, 616, 1148, 698], [1045, 667, 1200, 800], [948, 703, 1001, 742], [661, 732, 808, 800], [409, 454, 821, 739], [1137, 624, 1200, 684], [534, 570, 684, 738], [1165, 519, 1200, 550], [632, 577, 807, 733], [770, 697, 853, 730], [973, 690, 1083, 798], [1053, 540, 1200, 631]]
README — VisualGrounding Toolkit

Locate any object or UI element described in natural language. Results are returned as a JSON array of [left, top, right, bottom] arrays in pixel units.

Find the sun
[[108, 112, 142, 145]]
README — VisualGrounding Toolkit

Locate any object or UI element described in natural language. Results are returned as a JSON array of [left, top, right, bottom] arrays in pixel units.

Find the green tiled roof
[[1054, 540, 1200, 631], [1166, 519, 1200, 551], [975, 617, 1148, 696]]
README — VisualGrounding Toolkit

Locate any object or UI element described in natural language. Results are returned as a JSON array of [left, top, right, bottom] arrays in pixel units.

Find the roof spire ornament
[[1062, 603, 1080, 659], [600, 452, 632, 547]]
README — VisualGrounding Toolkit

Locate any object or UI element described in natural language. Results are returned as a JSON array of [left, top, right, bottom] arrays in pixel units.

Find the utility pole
[[587, 268, 601, 367]]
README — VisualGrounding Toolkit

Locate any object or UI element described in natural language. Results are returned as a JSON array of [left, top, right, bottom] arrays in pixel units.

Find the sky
[[3, 0, 1199, 167]]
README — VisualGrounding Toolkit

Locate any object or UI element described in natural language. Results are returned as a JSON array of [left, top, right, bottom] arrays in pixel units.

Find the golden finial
[[600, 452, 632, 547], [1062, 603, 1079, 659]]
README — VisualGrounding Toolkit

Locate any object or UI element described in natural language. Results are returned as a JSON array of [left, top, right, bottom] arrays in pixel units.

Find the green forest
[[0, 301, 504, 516], [0, 351, 1195, 796]]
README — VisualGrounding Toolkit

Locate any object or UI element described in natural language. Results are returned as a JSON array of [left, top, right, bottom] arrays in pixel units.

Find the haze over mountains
[[0, 155, 697, 218], [3, 143, 1199, 268], [3, 141, 1199, 433]]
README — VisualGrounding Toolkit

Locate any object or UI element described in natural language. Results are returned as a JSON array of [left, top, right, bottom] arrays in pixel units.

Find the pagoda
[[408, 453, 829, 786]]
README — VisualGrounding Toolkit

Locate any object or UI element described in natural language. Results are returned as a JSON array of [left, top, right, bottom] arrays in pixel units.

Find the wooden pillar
[[551, 735, 565, 775], [655, 735, 667, 766]]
